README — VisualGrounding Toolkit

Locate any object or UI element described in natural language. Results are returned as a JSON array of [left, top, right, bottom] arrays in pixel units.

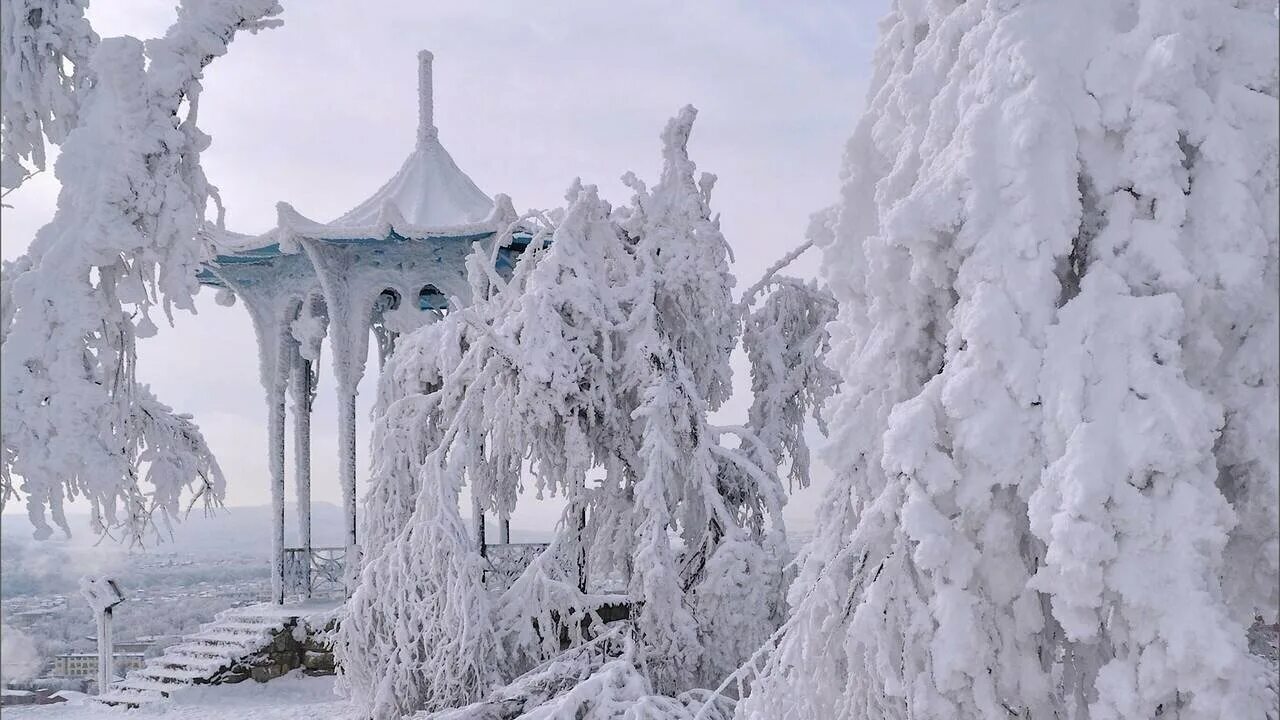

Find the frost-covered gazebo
[[197, 51, 524, 604]]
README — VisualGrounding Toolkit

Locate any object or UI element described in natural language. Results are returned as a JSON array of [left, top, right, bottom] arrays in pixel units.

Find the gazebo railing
[[279, 542, 618, 598], [482, 542, 550, 591], [480, 542, 625, 594], [283, 546, 347, 598]]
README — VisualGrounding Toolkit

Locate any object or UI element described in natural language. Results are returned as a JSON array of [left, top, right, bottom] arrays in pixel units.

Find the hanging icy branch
[[736, 239, 815, 313], [740, 276, 839, 491], [0, 0, 283, 542], [344, 108, 805, 714], [424, 626, 738, 720], [742, 1, 1279, 718], [338, 445, 497, 719], [0, 0, 99, 190]]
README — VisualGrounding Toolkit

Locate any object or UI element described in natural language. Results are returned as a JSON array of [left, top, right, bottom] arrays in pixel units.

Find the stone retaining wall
[[208, 617, 336, 684]]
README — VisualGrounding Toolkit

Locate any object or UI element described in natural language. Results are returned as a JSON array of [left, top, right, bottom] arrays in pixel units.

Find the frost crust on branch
[[339, 107, 837, 719], [1, 0, 283, 542], [740, 1, 1279, 718]]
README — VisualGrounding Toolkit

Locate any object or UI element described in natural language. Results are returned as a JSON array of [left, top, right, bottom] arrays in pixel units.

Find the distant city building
[[9, 608, 58, 622], [50, 653, 145, 679], [85, 637, 156, 654], [0, 688, 67, 707], [114, 641, 153, 654], [10, 677, 88, 693]]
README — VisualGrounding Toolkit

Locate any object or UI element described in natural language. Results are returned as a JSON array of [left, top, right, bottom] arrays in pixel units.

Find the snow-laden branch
[[742, 1, 1279, 717], [341, 106, 831, 716], [0, 0, 283, 542], [0, 0, 98, 191], [736, 238, 814, 313]]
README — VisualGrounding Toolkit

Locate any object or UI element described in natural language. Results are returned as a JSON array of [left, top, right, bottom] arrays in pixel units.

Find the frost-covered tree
[[738, 253, 840, 495], [740, 1, 1278, 719], [0, 0, 97, 191], [0, 0, 283, 542], [339, 107, 838, 719]]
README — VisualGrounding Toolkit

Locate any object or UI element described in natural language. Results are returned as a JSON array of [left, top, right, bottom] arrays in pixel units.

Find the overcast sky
[[0, 1, 886, 535]]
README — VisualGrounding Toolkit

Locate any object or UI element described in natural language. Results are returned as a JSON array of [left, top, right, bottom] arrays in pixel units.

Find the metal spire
[[417, 49, 436, 143]]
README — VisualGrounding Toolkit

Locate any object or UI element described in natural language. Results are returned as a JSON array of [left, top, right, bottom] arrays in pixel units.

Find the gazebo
[[197, 51, 525, 604]]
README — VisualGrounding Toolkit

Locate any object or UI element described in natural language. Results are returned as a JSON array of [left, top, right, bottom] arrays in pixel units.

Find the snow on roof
[[329, 53, 492, 229], [202, 50, 508, 262], [201, 225, 282, 256], [320, 138, 493, 229], [273, 191, 509, 248], [277, 51, 497, 244]]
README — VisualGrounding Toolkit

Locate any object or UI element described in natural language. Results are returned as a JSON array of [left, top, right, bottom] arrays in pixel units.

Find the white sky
[[0, 1, 886, 534]]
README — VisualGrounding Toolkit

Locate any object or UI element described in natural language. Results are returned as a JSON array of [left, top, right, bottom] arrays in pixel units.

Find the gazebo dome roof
[[327, 127, 493, 231], [202, 49, 510, 263], [273, 50, 507, 246]]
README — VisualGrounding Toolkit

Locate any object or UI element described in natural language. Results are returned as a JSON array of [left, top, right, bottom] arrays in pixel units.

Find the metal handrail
[[282, 546, 347, 598]]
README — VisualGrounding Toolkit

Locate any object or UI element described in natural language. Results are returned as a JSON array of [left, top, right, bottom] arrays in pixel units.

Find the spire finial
[[418, 49, 436, 143]]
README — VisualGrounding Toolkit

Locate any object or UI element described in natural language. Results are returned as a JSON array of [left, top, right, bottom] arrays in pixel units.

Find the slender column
[[299, 241, 365, 600], [340, 389, 358, 550], [266, 305, 292, 605], [268, 372, 287, 604], [373, 324, 399, 370], [499, 514, 510, 544], [96, 607, 113, 693], [210, 266, 303, 606], [290, 352, 313, 597], [299, 240, 367, 574]]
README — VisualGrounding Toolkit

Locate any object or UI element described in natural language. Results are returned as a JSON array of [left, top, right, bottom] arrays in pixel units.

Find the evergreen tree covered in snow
[[740, 1, 1278, 719], [0, 0, 283, 542], [339, 107, 838, 719]]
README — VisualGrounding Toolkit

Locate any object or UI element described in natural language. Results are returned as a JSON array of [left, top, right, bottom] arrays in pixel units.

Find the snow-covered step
[[223, 612, 288, 622], [178, 633, 257, 648], [203, 614, 281, 625], [160, 645, 236, 661], [187, 629, 271, 645], [164, 642, 234, 658], [94, 600, 337, 708], [202, 615, 273, 627], [95, 687, 165, 707], [202, 618, 280, 631], [115, 677, 177, 695], [218, 607, 286, 618], [138, 665, 212, 683], [155, 654, 232, 673]]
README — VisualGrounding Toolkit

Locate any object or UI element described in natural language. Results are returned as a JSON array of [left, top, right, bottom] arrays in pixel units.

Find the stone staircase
[[93, 605, 295, 708]]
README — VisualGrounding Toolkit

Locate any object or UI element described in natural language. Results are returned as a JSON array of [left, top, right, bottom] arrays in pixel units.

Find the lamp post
[[80, 576, 126, 694]]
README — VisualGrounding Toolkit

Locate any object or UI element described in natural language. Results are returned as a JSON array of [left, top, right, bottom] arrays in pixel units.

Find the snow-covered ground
[[4, 672, 352, 720]]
